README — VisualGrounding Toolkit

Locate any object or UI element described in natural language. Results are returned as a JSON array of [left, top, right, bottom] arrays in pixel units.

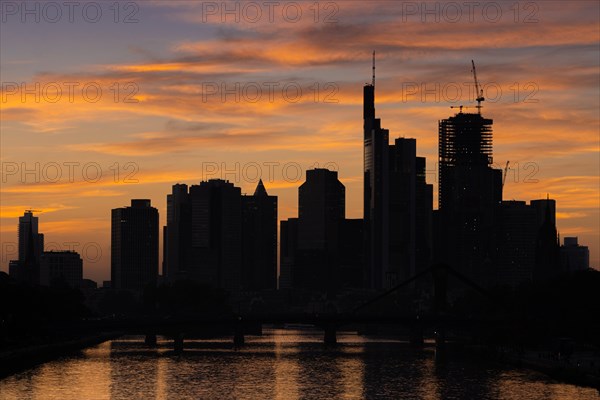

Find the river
[[0, 329, 597, 400]]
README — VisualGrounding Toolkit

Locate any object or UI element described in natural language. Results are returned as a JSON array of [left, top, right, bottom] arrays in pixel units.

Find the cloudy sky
[[1, 0, 598, 282]]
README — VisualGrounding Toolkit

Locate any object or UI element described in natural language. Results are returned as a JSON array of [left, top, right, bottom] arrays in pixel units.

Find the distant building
[[560, 237, 589, 272], [388, 138, 434, 287], [363, 76, 433, 290], [363, 79, 390, 289], [437, 111, 503, 286], [532, 198, 560, 281], [18, 211, 44, 265], [415, 157, 434, 282], [280, 169, 362, 293], [163, 179, 278, 293], [164, 183, 192, 283], [81, 279, 98, 289], [8, 260, 20, 279], [241, 180, 278, 291], [497, 201, 537, 286], [111, 199, 159, 291], [40, 250, 83, 288], [188, 179, 242, 292], [10, 211, 44, 285], [337, 219, 365, 288], [279, 218, 298, 290]]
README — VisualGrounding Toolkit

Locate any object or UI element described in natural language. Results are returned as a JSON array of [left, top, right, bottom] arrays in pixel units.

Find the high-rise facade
[[297, 169, 345, 292], [40, 250, 83, 288], [363, 77, 433, 290], [163, 179, 277, 293], [437, 111, 503, 285], [532, 198, 560, 281], [363, 82, 390, 289], [388, 140, 434, 287], [280, 169, 355, 293], [189, 179, 242, 292], [497, 200, 537, 286], [10, 211, 44, 285], [111, 199, 159, 291], [560, 237, 590, 272], [241, 180, 278, 291], [164, 183, 192, 282]]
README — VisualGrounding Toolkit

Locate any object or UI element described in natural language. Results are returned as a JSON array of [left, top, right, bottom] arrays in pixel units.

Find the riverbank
[[0, 332, 122, 379], [463, 344, 600, 390]]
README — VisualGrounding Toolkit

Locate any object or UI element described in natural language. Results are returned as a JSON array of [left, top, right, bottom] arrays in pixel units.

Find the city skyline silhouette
[[1, 2, 599, 284], [1, 2, 599, 398]]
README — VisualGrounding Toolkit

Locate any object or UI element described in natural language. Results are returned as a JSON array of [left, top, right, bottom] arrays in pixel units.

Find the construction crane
[[25, 209, 42, 214], [471, 60, 485, 114], [502, 161, 510, 189]]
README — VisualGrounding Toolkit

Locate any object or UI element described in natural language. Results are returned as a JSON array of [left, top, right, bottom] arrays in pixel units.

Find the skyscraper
[[532, 198, 560, 281], [364, 72, 390, 289], [164, 183, 191, 282], [40, 250, 83, 288], [279, 218, 298, 290], [363, 60, 433, 290], [163, 179, 277, 292], [280, 168, 348, 293], [10, 210, 44, 285], [560, 237, 590, 272], [415, 157, 434, 281], [298, 169, 345, 292], [111, 199, 159, 291], [388, 138, 416, 286], [241, 180, 278, 291], [388, 139, 434, 286], [497, 200, 537, 286], [189, 179, 242, 292], [437, 111, 503, 285]]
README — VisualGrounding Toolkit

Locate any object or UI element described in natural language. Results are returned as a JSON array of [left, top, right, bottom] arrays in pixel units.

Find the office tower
[[437, 111, 503, 285], [497, 201, 537, 286], [531, 198, 556, 228], [111, 199, 159, 291], [163, 179, 277, 292], [40, 250, 83, 288], [363, 77, 390, 290], [363, 65, 434, 290], [531, 198, 560, 280], [337, 219, 365, 288], [10, 210, 44, 285], [298, 169, 345, 292], [280, 169, 348, 293], [388, 138, 416, 286], [189, 179, 242, 292], [18, 211, 43, 262], [298, 169, 345, 249], [241, 180, 278, 291], [279, 218, 298, 290], [164, 183, 191, 282], [560, 237, 590, 272], [388, 139, 434, 287], [415, 157, 434, 280]]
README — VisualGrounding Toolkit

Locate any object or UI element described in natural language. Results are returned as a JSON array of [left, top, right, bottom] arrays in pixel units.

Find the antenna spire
[[372, 51, 376, 87]]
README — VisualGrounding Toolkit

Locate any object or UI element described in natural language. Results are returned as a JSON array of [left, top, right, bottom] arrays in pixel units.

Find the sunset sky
[[1, 0, 599, 283]]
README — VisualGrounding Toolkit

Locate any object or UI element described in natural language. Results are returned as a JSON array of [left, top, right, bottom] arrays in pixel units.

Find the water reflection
[[0, 330, 598, 400]]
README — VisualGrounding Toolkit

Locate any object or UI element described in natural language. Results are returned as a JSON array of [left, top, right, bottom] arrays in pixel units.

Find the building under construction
[[436, 111, 503, 286], [438, 112, 494, 209]]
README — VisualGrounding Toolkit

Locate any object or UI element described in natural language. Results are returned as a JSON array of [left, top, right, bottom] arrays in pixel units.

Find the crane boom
[[471, 60, 485, 114], [502, 161, 510, 188]]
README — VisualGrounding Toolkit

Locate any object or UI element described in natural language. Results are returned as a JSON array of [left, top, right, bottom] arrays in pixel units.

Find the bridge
[[68, 264, 513, 351]]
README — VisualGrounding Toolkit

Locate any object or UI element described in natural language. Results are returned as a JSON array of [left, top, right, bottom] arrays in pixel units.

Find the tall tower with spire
[[242, 179, 278, 290], [364, 52, 390, 289]]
